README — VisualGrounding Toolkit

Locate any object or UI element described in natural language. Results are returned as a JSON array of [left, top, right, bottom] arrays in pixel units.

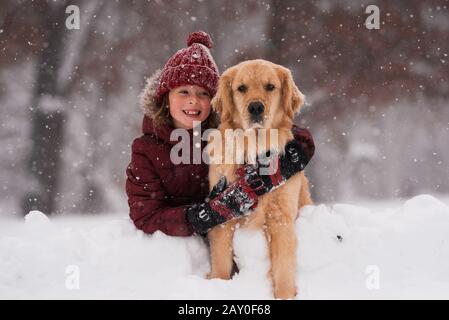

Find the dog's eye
[[237, 84, 247, 93], [265, 84, 275, 91]]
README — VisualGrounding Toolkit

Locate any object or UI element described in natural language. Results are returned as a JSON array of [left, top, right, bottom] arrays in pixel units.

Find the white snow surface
[[1, 194, 449, 299]]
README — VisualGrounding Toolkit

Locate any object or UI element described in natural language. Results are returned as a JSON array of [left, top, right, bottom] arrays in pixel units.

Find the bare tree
[[21, 0, 103, 215]]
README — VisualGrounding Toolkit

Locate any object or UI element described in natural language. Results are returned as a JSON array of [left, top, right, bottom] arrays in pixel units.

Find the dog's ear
[[211, 66, 238, 124], [276, 65, 305, 119]]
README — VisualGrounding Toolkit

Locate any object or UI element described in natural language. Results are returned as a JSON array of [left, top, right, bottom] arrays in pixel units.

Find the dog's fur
[[207, 59, 312, 299]]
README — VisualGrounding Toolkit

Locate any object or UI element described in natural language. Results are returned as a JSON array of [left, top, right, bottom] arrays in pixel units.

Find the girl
[[126, 31, 315, 237]]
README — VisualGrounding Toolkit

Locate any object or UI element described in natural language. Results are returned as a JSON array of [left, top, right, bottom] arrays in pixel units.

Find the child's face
[[168, 85, 211, 129]]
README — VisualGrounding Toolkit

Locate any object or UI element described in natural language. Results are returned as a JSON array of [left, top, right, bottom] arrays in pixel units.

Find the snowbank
[[1, 194, 449, 299]]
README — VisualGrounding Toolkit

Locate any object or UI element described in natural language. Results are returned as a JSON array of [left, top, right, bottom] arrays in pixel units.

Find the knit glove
[[249, 136, 312, 192], [185, 135, 313, 235], [186, 169, 262, 235]]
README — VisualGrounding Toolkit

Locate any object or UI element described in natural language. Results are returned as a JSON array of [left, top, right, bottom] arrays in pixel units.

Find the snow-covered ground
[[1, 194, 449, 300]]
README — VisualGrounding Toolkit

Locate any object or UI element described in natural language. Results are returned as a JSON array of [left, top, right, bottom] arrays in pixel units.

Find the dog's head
[[212, 59, 304, 130]]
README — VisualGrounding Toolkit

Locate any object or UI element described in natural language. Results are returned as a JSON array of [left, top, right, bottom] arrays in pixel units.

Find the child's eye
[[201, 92, 210, 97], [179, 90, 189, 94]]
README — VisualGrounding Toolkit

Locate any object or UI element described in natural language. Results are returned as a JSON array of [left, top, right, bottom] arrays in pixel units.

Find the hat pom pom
[[187, 31, 213, 48]]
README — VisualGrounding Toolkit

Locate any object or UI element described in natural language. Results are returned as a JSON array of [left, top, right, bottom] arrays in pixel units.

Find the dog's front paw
[[274, 286, 297, 300], [206, 270, 231, 280]]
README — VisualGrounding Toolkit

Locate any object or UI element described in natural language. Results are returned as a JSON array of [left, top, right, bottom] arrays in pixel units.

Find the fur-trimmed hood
[[139, 69, 163, 118]]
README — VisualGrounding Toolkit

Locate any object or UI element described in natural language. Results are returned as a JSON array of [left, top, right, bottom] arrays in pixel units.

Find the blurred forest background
[[0, 0, 448, 216]]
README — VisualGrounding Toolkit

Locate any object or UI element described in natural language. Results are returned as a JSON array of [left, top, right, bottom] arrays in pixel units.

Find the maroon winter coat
[[126, 115, 210, 236], [126, 70, 315, 237]]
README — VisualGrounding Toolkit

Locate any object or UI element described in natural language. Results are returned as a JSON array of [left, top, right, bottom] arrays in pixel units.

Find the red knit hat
[[154, 31, 220, 106]]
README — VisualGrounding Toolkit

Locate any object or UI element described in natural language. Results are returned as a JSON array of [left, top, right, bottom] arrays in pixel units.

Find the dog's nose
[[248, 102, 264, 117]]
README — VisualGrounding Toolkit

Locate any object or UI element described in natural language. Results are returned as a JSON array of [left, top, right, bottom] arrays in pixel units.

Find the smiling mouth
[[183, 110, 201, 116]]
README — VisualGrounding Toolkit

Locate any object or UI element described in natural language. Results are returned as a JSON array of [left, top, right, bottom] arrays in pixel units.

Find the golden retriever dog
[[206, 59, 312, 299]]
